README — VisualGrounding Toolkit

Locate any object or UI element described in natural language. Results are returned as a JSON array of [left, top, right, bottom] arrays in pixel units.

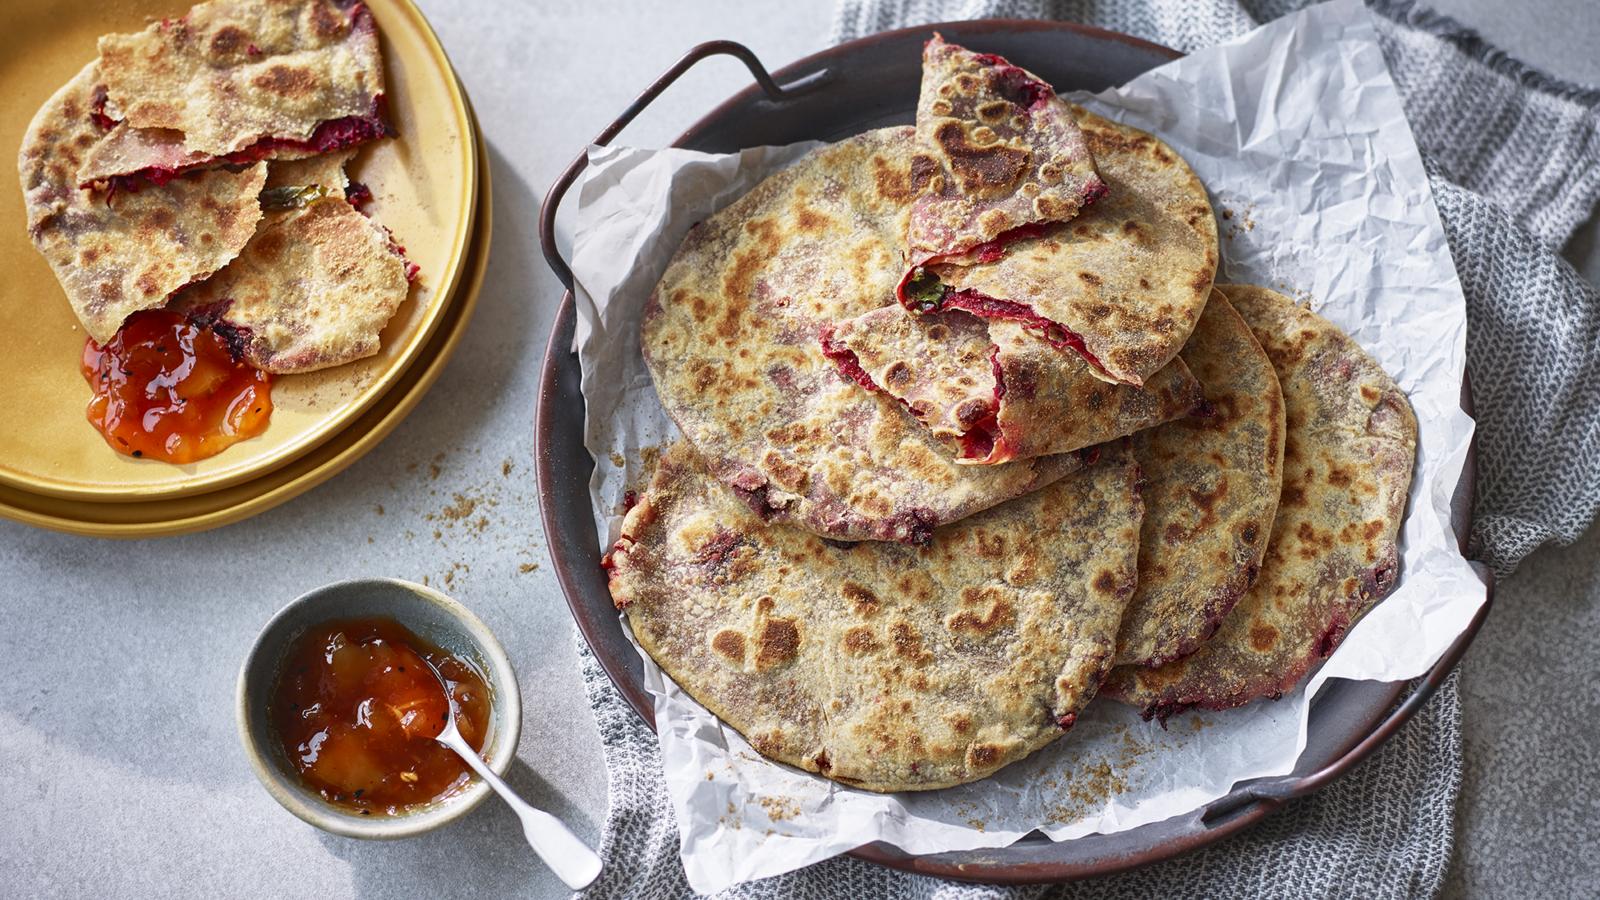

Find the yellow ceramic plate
[[0, 0, 476, 501], [0, 109, 490, 538]]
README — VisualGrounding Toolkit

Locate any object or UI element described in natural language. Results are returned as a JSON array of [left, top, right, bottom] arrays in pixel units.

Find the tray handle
[[1200, 565, 1493, 827], [538, 40, 828, 292]]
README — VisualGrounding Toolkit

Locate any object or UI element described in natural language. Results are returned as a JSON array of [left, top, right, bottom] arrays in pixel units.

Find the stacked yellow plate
[[0, 0, 487, 537]]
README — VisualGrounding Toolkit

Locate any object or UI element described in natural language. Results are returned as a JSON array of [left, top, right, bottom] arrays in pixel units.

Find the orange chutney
[[269, 618, 492, 816], [81, 308, 271, 463]]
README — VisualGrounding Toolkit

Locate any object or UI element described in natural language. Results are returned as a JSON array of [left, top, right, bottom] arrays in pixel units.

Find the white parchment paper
[[565, 1, 1488, 892]]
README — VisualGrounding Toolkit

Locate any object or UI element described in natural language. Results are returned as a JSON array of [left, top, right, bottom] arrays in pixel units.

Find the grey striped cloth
[[576, 1, 1600, 896]]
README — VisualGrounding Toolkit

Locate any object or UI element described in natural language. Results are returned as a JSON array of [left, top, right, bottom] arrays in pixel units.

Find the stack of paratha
[[610, 36, 1419, 792], [19, 0, 412, 371]]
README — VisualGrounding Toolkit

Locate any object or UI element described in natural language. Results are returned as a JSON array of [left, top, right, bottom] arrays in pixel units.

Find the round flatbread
[[825, 304, 1202, 464], [1102, 285, 1417, 717], [914, 108, 1217, 387], [903, 34, 1105, 276], [643, 127, 1082, 544], [608, 439, 1143, 792], [1113, 290, 1285, 667], [18, 62, 266, 344]]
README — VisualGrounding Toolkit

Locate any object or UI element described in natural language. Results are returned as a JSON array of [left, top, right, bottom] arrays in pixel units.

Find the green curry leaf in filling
[[904, 269, 949, 312], [260, 184, 333, 211]]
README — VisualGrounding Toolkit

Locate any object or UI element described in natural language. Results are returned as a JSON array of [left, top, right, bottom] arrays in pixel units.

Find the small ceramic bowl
[[237, 578, 522, 839]]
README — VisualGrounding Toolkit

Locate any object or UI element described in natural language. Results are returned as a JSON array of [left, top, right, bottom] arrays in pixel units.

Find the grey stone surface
[[1444, 524, 1600, 898], [0, 1, 1594, 898]]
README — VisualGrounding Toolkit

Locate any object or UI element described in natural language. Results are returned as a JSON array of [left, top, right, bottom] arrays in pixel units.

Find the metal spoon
[[423, 659, 602, 890]]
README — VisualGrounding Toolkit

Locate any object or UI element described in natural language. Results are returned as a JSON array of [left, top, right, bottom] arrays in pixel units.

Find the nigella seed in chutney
[[268, 618, 492, 815]]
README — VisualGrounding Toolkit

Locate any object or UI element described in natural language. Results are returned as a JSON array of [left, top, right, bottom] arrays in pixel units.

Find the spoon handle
[[442, 732, 603, 890]]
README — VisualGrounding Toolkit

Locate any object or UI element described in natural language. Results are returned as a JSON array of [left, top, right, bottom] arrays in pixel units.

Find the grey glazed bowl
[[236, 578, 522, 839]]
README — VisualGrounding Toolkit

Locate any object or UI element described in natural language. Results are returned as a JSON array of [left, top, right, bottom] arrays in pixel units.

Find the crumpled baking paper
[[563, 0, 1488, 892]]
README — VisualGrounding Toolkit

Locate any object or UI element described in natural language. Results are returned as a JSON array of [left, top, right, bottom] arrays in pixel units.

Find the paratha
[[824, 304, 1202, 464], [81, 0, 386, 186], [170, 154, 411, 374], [608, 439, 1143, 792], [643, 128, 1083, 544], [1114, 290, 1285, 667], [18, 62, 266, 343], [906, 108, 1217, 387], [902, 35, 1104, 278], [1102, 285, 1417, 717]]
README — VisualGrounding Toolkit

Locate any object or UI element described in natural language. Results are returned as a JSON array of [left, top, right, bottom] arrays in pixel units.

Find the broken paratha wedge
[[80, 0, 387, 187], [823, 304, 1202, 464], [901, 35, 1105, 284], [170, 152, 412, 374], [608, 439, 1143, 792], [18, 62, 266, 343], [1102, 285, 1416, 717], [904, 108, 1218, 388]]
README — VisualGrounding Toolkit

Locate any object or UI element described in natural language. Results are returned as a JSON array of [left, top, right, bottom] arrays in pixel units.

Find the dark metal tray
[[535, 20, 1492, 884]]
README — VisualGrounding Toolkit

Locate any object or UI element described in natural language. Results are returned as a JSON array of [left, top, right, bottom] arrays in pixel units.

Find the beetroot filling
[[970, 53, 1054, 109], [89, 86, 116, 131], [896, 182, 1107, 304], [899, 221, 1058, 302], [344, 180, 374, 211], [968, 220, 1053, 264], [182, 300, 253, 362], [93, 104, 391, 193], [819, 327, 879, 393], [956, 345, 1009, 462], [336, 179, 420, 283], [822, 328, 1012, 462], [1314, 615, 1350, 658], [600, 536, 634, 577], [383, 231, 421, 283], [940, 289, 1112, 378]]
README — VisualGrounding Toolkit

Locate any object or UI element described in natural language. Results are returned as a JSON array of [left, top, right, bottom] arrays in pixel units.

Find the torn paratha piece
[[170, 155, 410, 374], [823, 304, 1202, 464], [608, 439, 1142, 792], [1113, 290, 1285, 668], [81, 0, 386, 186], [902, 35, 1105, 280], [1102, 285, 1417, 717], [18, 62, 266, 343], [644, 127, 1083, 544], [905, 108, 1217, 387]]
